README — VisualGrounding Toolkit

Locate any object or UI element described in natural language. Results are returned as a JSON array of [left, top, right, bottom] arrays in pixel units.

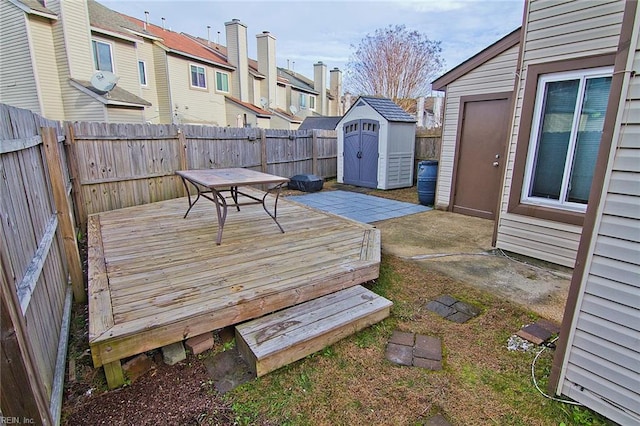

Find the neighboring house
[[0, 0, 342, 128], [0, 0, 151, 122], [434, 1, 639, 423], [431, 27, 520, 220]]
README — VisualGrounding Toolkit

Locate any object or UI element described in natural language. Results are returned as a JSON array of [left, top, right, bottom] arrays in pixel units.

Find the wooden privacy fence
[[1, 104, 84, 425], [66, 123, 338, 226]]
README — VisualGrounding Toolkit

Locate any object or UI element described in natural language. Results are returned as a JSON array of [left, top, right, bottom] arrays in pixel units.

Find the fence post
[[177, 126, 188, 170], [260, 128, 267, 173], [64, 122, 87, 229], [312, 130, 319, 176], [42, 127, 86, 303]]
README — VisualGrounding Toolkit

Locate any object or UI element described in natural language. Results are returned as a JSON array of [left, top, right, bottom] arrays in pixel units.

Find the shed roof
[[298, 116, 342, 130], [351, 96, 416, 123], [432, 27, 521, 91]]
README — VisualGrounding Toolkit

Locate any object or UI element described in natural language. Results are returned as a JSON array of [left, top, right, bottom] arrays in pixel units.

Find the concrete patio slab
[[286, 190, 430, 223]]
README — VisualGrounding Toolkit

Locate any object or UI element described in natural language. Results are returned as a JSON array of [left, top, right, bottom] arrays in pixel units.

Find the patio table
[[176, 168, 289, 244]]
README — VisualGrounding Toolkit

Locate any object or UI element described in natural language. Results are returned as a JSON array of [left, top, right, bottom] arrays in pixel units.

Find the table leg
[[180, 176, 200, 219], [262, 183, 285, 233], [230, 186, 240, 211], [211, 188, 228, 245]]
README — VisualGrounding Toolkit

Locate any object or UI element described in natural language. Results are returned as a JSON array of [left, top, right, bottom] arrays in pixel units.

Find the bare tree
[[346, 25, 444, 105]]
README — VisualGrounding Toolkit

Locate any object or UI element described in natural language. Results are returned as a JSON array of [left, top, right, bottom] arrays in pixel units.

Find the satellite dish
[[260, 97, 268, 108], [90, 70, 119, 94], [289, 105, 298, 115]]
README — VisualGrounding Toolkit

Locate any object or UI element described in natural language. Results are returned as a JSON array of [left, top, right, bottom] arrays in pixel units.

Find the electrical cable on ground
[[531, 336, 582, 406]]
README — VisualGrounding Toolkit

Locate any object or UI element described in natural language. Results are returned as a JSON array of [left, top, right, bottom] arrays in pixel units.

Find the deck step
[[235, 285, 392, 377]]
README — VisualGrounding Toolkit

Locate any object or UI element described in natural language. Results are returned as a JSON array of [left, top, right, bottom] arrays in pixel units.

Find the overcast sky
[[102, 0, 524, 89]]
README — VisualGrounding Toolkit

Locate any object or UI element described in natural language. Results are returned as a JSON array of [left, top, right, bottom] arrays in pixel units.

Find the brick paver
[[386, 331, 442, 370]]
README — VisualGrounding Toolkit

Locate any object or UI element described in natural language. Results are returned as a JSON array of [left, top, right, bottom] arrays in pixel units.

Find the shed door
[[451, 96, 510, 220], [343, 119, 379, 188]]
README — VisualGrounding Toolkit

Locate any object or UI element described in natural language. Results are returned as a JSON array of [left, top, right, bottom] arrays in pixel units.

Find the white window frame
[[138, 60, 147, 86], [299, 93, 307, 109], [521, 66, 612, 212], [309, 95, 316, 111], [215, 71, 229, 93], [92, 40, 114, 73], [190, 64, 207, 89]]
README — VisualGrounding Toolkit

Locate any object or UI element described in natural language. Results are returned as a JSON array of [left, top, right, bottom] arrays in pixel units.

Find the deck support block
[[103, 360, 124, 389]]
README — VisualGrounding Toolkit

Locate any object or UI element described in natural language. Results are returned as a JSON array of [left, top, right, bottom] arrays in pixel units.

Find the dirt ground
[[62, 181, 583, 425]]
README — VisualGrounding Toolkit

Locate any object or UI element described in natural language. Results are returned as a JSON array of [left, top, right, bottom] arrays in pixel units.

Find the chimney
[[313, 61, 327, 115], [225, 19, 249, 102], [416, 96, 425, 127], [256, 31, 277, 110], [329, 67, 343, 115]]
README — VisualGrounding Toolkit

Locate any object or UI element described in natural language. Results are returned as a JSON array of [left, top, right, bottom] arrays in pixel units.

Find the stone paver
[[203, 348, 253, 394], [389, 330, 415, 346], [516, 319, 560, 345], [435, 295, 458, 306], [447, 311, 473, 324], [425, 301, 457, 318], [426, 295, 480, 324], [425, 413, 452, 426], [385, 343, 414, 366], [414, 335, 442, 361], [162, 341, 186, 365], [386, 331, 442, 370], [413, 357, 442, 370]]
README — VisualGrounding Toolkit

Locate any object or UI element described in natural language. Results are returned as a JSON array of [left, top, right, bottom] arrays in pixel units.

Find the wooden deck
[[88, 190, 380, 387]]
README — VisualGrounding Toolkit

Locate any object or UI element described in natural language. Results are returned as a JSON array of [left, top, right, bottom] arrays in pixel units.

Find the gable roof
[[432, 27, 521, 91], [298, 116, 341, 130], [184, 34, 264, 77], [119, 15, 234, 70], [277, 68, 318, 94], [225, 96, 271, 118], [88, 0, 143, 41], [348, 96, 416, 123], [69, 79, 152, 107], [10, 0, 57, 19]]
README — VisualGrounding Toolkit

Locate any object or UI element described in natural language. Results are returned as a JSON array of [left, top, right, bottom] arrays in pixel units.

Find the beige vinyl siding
[[559, 14, 640, 423], [152, 44, 171, 123], [47, 0, 96, 120], [436, 44, 519, 209], [496, 0, 625, 267], [276, 84, 287, 111], [0, 2, 40, 113], [166, 55, 226, 125], [135, 39, 159, 123], [252, 78, 261, 107], [92, 34, 139, 97], [54, 0, 93, 78], [28, 15, 65, 120], [63, 91, 105, 122], [106, 107, 144, 123]]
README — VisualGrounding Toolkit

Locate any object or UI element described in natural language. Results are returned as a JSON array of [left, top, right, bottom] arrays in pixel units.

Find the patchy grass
[[227, 254, 612, 425], [64, 182, 611, 425]]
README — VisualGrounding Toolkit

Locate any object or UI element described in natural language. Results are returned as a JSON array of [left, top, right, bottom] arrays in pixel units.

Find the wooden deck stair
[[235, 285, 392, 377]]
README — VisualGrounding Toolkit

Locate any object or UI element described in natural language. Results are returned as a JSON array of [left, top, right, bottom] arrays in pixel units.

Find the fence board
[[0, 104, 70, 424]]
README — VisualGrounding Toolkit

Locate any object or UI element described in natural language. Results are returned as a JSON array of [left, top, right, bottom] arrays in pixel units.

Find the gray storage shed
[[336, 96, 416, 190]]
